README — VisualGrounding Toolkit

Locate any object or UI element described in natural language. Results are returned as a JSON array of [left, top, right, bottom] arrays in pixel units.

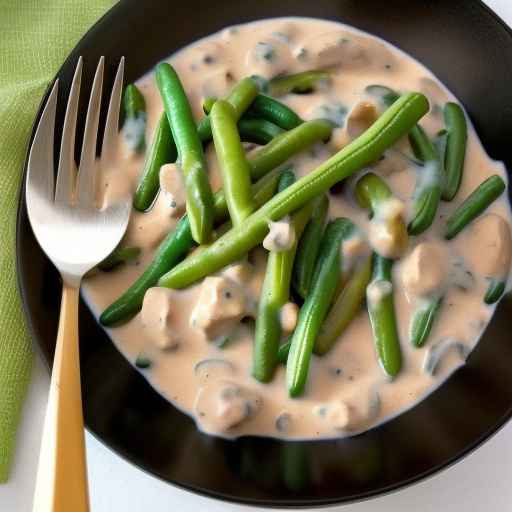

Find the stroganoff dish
[[83, 18, 512, 439]]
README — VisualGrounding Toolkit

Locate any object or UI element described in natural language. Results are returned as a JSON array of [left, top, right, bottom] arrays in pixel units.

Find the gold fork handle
[[33, 283, 90, 512]]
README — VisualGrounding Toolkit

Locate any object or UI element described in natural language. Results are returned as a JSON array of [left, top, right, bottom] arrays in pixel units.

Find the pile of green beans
[[158, 93, 428, 289], [103, 58, 512, 405], [366, 84, 442, 235], [100, 120, 334, 326], [287, 218, 355, 396], [253, 172, 315, 382]]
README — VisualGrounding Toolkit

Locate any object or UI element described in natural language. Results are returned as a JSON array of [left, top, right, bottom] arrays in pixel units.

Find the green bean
[[158, 92, 429, 289], [441, 102, 467, 201], [253, 173, 316, 382], [355, 173, 408, 258], [407, 124, 442, 235], [484, 278, 506, 305], [202, 96, 216, 114], [99, 167, 284, 326], [202, 97, 285, 144], [98, 247, 141, 271], [196, 77, 259, 142], [315, 254, 373, 355], [211, 100, 255, 225], [367, 254, 402, 377], [444, 175, 506, 239], [410, 297, 442, 348], [238, 118, 284, 145], [277, 337, 292, 364], [133, 113, 177, 211], [247, 94, 303, 130], [122, 84, 146, 153], [156, 63, 215, 244], [355, 172, 392, 209], [268, 70, 330, 97], [287, 219, 355, 397], [248, 119, 332, 181], [292, 195, 329, 299]]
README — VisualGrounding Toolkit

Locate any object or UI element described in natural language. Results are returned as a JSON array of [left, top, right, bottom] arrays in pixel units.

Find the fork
[[26, 57, 130, 512]]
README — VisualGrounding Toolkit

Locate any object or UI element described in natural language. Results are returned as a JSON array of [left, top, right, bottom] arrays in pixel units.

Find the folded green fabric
[[0, 0, 115, 483]]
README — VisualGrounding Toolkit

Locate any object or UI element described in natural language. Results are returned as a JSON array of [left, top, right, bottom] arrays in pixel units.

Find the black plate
[[16, 0, 512, 507]]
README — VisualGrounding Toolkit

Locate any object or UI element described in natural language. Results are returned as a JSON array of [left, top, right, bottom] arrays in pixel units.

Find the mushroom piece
[[368, 198, 408, 259], [275, 411, 293, 433], [423, 338, 470, 376], [464, 214, 512, 281], [221, 261, 254, 286], [190, 276, 248, 341], [140, 287, 180, 350], [302, 31, 368, 69], [280, 302, 299, 333], [194, 358, 236, 384], [195, 380, 263, 432], [263, 216, 296, 252], [401, 242, 449, 298], [159, 163, 186, 216], [312, 401, 352, 431], [345, 101, 379, 141]]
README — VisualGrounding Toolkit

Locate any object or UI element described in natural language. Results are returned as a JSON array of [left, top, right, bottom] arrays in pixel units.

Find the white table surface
[[2, 1, 512, 510]]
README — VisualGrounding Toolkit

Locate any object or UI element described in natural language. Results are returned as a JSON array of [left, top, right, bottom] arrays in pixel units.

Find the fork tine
[[100, 57, 124, 170], [77, 56, 104, 207], [55, 57, 82, 205], [27, 80, 58, 203]]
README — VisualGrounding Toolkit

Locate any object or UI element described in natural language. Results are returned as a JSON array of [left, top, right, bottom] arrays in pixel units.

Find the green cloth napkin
[[0, 0, 115, 483]]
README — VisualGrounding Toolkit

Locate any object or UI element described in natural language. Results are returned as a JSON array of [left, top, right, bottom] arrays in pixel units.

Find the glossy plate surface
[[16, 0, 512, 507]]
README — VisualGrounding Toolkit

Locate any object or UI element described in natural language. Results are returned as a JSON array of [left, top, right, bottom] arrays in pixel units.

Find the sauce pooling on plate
[[82, 17, 512, 439]]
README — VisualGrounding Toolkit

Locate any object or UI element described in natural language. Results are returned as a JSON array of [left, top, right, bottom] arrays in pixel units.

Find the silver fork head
[[26, 57, 130, 287]]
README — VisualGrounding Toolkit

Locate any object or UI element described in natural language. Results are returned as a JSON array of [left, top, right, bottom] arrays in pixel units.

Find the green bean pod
[[98, 247, 141, 271], [133, 113, 177, 211], [277, 337, 292, 364], [441, 102, 467, 201], [247, 94, 303, 130], [156, 63, 215, 244], [484, 278, 506, 305], [202, 96, 216, 114], [268, 70, 330, 97], [355, 173, 409, 258], [158, 93, 429, 289], [238, 118, 284, 145], [99, 167, 284, 326], [248, 119, 332, 180], [407, 124, 442, 235], [314, 254, 373, 355], [410, 297, 442, 348], [292, 194, 329, 299], [287, 218, 355, 397], [253, 173, 315, 382], [122, 84, 147, 153], [444, 175, 506, 239], [366, 254, 402, 377], [211, 100, 255, 225], [196, 77, 260, 142], [202, 97, 285, 144]]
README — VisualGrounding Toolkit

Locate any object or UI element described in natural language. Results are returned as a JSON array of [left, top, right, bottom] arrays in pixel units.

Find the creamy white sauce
[[82, 17, 512, 440]]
